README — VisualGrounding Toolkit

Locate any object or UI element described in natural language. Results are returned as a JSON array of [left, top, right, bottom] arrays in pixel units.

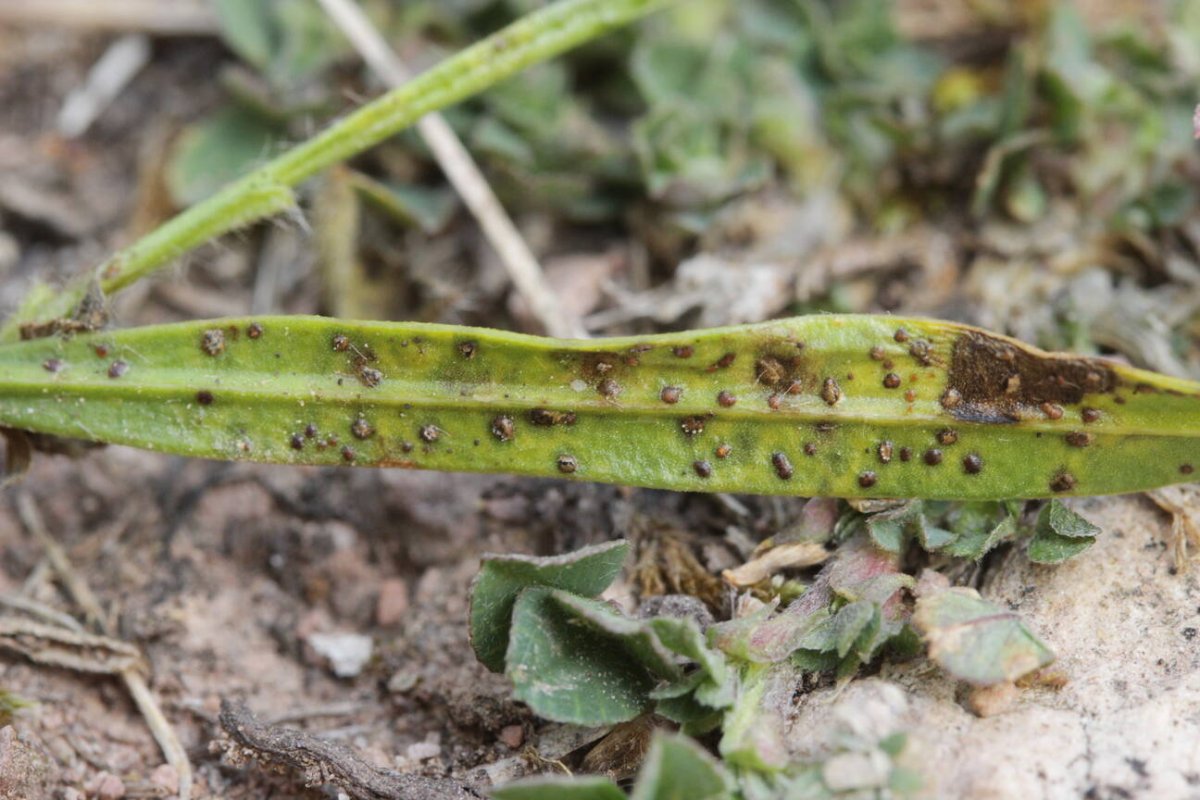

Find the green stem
[[0, 0, 678, 342]]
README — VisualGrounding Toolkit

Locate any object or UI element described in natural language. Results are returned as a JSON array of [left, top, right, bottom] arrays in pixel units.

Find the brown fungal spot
[[941, 388, 962, 409], [304, 424, 318, 438], [878, 441, 894, 463], [715, 444, 732, 459], [771, 452, 794, 480], [909, 340, 933, 366], [936, 428, 958, 445], [693, 460, 713, 478], [290, 434, 304, 450], [804, 443, 817, 456], [247, 322, 264, 339], [963, 453, 983, 474], [899, 447, 913, 462], [672, 345, 694, 358], [491, 415, 514, 442], [869, 346, 886, 361], [200, 329, 226, 356], [924, 448, 943, 466], [1065, 431, 1092, 448], [42, 358, 63, 373], [945, 330, 1117, 423], [680, 415, 709, 436], [661, 386, 682, 404], [1041, 402, 1064, 420], [712, 352, 736, 370], [332, 334, 350, 352], [820, 377, 842, 406], [756, 357, 786, 386], [529, 408, 577, 426], [358, 366, 383, 388], [1180, 464, 1195, 475], [107, 360, 128, 378], [767, 393, 782, 410], [815, 421, 838, 434], [556, 454, 578, 474], [904, 389, 916, 403], [883, 373, 901, 389], [351, 417, 374, 440], [1082, 407, 1102, 424], [458, 341, 477, 359], [598, 378, 622, 399], [341, 446, 356, 462], [419, 424, 440, 443], [1050, 472, 1077, 493], [196, 390, 214, 405], [858, 471, 878, 489], [717, 390, 737, 408], [894, 328, 910, 343]]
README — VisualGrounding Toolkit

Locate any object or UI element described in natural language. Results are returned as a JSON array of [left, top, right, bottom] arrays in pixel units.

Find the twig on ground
[[0, 617, 143, 674], [15, 493, 106, 631], [314, 0, 584, 339], [58, 34, 152, 139], [0, 593, 85, 632], [1146, 486, 1200, 570], [218, 699, 486, 800], [15, 491, 194, 800], [263, 700, 377, 726], [0, 0, 218, 35]]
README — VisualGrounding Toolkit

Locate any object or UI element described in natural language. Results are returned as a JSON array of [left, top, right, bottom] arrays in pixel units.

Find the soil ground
[[1, 9, 1199, 800]]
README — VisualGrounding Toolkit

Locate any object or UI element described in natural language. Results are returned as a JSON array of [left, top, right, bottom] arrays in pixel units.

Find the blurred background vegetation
[[160, 0, 1200, 382]]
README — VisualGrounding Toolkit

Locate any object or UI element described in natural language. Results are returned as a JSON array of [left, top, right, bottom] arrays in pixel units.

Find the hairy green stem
[[0, 0, 678, 342]]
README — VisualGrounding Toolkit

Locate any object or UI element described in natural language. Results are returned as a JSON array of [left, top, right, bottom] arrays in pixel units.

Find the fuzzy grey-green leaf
[[913, 585, 1054, 685], [469, 540, 628, 672]]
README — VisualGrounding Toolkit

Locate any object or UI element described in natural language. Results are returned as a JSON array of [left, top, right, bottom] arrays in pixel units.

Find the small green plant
[[465, 525, 1072, 798]]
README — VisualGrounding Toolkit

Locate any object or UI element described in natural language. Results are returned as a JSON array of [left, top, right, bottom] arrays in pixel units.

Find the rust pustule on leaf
[[945, 330, 1117, 423], [821, 377, 842, 406], [200, 328, 226, 356], [754, 348, 805, 393], [491, 415, 514, 442], [771, 452, 793, 479], [529, 408, 577, 426]]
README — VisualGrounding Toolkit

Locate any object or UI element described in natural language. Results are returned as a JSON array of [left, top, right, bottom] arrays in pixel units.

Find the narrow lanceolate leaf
[[2, 314, 1200, 499]]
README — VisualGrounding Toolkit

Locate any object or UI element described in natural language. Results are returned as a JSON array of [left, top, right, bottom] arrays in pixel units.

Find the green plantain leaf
[[3, 315, 1200, 501]]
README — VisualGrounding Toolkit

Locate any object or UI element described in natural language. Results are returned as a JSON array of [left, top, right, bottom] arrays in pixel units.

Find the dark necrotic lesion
[[945, 330, 1117, 423]]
